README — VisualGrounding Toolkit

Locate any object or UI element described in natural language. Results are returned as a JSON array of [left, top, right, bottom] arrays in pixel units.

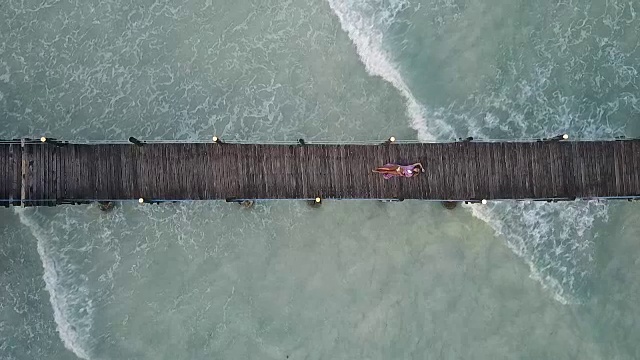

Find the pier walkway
[[1, 138, 639, 206]]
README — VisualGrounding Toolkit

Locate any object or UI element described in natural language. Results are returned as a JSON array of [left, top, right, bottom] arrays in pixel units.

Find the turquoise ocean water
[[1, 0, 640, 359]]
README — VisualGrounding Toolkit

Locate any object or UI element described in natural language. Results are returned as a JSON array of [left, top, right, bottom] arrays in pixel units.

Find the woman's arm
[[412, 163, 425, 172]]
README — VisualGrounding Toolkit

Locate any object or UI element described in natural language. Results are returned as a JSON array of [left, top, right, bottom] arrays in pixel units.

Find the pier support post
[[98, 201, 115, 212], [441, 201, 458, 210]]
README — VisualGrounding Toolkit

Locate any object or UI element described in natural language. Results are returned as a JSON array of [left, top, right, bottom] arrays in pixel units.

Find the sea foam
[[466, 200, 608, 304], [326, 0, 454, 141], [14, 208, 93, 360], [326, 0, 610, 303]]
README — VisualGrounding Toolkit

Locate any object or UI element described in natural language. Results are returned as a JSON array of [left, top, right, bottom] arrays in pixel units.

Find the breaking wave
[[14, 208, 94, 360], [326, 0, 619, 303]]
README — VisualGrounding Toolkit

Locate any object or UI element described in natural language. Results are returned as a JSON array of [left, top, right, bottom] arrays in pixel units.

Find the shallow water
[[1, 0, 640, 359]]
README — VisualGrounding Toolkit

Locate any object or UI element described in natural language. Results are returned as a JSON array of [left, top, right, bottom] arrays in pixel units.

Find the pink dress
[[380, 164, 420, 179]]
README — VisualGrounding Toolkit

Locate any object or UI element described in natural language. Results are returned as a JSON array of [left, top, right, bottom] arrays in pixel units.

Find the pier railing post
[[40, 136, 66, 147], [457, 137, 473, 142], [383, 136, 396, 145], [129, 137, 144, 147], [541, 134, 569, 142]]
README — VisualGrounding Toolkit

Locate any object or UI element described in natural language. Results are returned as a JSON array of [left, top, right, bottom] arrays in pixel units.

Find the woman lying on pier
[[373, 163, 424, 179]]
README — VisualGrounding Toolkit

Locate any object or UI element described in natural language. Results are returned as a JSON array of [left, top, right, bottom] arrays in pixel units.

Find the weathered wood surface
[[0, 143, 22, 204], [1, 140, 639, 205]]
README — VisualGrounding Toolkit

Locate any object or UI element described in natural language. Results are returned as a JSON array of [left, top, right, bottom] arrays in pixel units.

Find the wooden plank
[[633, 141, 640, 196], [474, 142, 488, 200], [59, 145, 65, 201], [1, 145, 6, 200], [67, 145, 75, 199], [456, 142, 469, 199], [622, 140, 637, 196], [585, 142, 600, 197], [102, 145, 110, 199], [578, 141, 587, 198], [3, 144, 9, 201], [578, 142, 594, 197], [44, 144, 49, 204], [87, 145, 96, 199], [7, 144, 13, 202], [53, 146, 64, 205], [43, 144, 49, 204], [512, 142, 526, 199], [29, 143, 36, 205], [20, 139, 26, 206], [53, 144, 59, 202], [494, 143, 511, 199], [613, 141, 623, 196], [35, 144, 42, 203], [600, 141, 616, 197], [441, 143, 453, 199], [287, 145, 298, 199], [530, 142, 542, 198], [547, 142, 561, 198], [1, 145, 7, 200]]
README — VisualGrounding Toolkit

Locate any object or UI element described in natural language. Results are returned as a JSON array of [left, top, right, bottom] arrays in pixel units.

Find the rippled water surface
[[1, 0, 640, 359]]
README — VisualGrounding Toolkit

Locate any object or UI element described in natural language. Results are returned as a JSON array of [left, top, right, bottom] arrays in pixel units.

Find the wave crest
[[14, 208, 94, 360], [326, 0, 611, 303], [326, 0, 455, 141]]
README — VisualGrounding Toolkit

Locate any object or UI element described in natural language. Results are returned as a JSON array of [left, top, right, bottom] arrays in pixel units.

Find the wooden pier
[[1, 139, 639, 206]]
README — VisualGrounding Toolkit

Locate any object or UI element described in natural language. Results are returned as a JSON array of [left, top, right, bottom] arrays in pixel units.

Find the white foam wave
[[467, 201, 608, 304], [326, 0, 454, 141], [327, 0, 613, 304], [14, 208, 93, 360]]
